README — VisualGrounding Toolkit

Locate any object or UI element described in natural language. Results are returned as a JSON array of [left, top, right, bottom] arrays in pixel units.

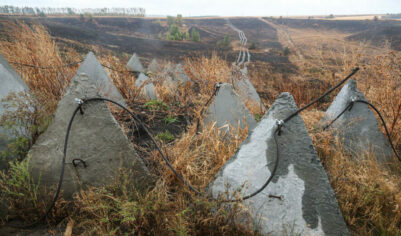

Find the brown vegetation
[[0, 19, 400, 235]]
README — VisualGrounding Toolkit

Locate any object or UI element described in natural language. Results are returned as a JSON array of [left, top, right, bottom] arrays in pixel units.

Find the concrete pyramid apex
[[173, 64, 191, 84], [203, 83, 257, 133], [142, 83, 158, 100], [76, 52, 125, 105], [324, 80, 392, 162], [147, 58, 160, 73], [233, 69, 265, 112], [209, 92, 349, 235], [135, 73, 150, 87], [28, 74, 154, 198], [126, 53, 144, 73]]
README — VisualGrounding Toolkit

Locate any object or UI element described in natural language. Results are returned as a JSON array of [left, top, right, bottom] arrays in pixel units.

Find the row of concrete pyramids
[[0, 52, 393, 234]]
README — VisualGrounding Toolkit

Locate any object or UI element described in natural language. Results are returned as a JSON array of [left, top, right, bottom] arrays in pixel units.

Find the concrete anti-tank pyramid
[[203, 83, 256, 134], [147, 59, 161, 73], [76, 52, 126, 105], [323, 80, 392, 162], [209, 92, 349, 236], [28, 73, 154, 199], [126, 53, 145, 73], [0, 54, 30, 169]]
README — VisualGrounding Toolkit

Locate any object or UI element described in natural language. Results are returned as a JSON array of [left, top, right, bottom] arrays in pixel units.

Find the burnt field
[[264, 17, 401, 50], [1, 16, 400, 72], [0, 16, 294, 73]]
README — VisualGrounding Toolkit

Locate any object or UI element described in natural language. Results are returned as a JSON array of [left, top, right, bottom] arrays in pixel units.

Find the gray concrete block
[[324, 80, 393, 162], [135, 73, 150, 87], [28, 74, 154, 199], [209, 92, 349, 235], [147, 59, 161, 73], [203, 83, 256, 134], [126, 53, 144, 73], [233, 67, 265, 112], [0, 55, 30, 169], [76, 52, 126, 105], [142, 83, 158, 100]]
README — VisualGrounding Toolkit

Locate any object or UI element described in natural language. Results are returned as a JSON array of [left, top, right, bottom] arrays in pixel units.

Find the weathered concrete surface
[[28, 74, 154, 199], [142, 83, 158, 100], [126, 53, 144, 73], [0, 55, 29, 90], [76, 52, 125, 105], [174, 64, 191, 84], [233, 67, 265, 112], [324, 80, 393, 162], [203, 83, 256, 133], [0, 55, 30, 169], [209, 93, 349, 236], [147, 59, 161, 73], [135, 73, 150, 87]]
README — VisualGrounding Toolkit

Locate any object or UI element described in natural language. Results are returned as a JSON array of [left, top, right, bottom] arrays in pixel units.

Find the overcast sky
[[2, 0, 401, 16]]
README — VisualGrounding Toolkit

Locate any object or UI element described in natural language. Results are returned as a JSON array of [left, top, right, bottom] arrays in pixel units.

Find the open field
[[0, 15, 400, 235]]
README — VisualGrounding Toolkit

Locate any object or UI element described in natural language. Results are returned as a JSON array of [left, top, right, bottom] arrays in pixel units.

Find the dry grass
[[0, 22, 255, 235], [0, 21, 79, 113], [268, 23, 401, 235], [303, 110, 401, 235], [1, 19, 401, 235]]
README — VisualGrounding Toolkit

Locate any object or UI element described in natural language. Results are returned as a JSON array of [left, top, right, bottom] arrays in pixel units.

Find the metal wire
[[9, 67, 360, 228], [9, 60, 82, 70], [324, 99, 400, 162]]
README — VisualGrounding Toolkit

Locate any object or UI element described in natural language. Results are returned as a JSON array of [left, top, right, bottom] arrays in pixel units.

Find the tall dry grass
[[0, 21, 79, 113], [0, 22, 255, 235], [267, 24, 401, 235]]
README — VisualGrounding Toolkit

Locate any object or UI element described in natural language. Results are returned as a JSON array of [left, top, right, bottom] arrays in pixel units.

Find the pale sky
[[1, 0, 401, 16]]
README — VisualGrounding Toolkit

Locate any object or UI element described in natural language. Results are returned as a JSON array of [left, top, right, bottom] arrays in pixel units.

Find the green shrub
[[143, 100, 170, 111], [249, 42, 257, 50], [224, 34, 230, 46], [191, 28, 200, 42], [163, 115, 178, 125], [156, 130, 175, 142], [0, 91, 51, 162], [283, 46, 290, 56]]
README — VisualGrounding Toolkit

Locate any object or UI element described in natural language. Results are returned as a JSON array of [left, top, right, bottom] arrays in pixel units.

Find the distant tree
[[327, 14, 334, 19], [38, 11, 46, 17], [185, 31, 190, 40], [167, 24, 183, 41], [67, 8, 75, 15], [191, 28, 200, 42], [176, 14, 183, 26], [373, 16, 379, 21], [249, 42, 257, 50], [79, 13, 84, 20], [224, 34, 230, 46], [283, 46, 290, 56], [167, 16, 175, 26]]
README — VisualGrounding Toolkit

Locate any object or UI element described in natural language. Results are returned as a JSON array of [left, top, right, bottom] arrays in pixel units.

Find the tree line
[[0, 6, 146, 16]]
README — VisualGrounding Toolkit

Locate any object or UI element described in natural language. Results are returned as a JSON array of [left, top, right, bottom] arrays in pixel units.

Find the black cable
[[100, 64, 126, 73], [82, 98, 203, 195], [9, 67, 360, 228], [284, 67, 359, 123], [325, 99, 400, 162], [231, 128, 280, 201], [195, 83, 221, 132], [9, 60, 82, 70], [322, 102, 354, 130], [8, 104, 82, 229]]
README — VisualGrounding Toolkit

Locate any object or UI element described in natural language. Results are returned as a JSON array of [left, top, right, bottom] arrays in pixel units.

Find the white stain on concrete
[[211, 111, 324, 235]]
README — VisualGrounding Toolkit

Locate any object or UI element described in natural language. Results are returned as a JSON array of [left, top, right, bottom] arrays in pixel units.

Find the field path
[[257, 17, 305, 61], [225, 18, 250, 68]]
